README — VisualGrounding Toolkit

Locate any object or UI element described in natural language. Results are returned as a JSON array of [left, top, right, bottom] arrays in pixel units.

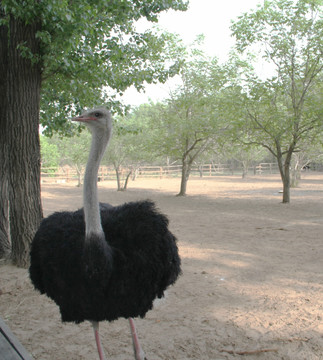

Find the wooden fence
[[41, 163, 280, 184]]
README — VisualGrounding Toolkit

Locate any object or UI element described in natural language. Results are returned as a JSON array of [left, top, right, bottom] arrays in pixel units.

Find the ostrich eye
[[94, 112, 101, 117]]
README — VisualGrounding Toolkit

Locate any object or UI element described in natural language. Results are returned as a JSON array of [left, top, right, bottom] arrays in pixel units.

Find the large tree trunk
[[6, 16, 43, 267], [0, 10, 11, 258]]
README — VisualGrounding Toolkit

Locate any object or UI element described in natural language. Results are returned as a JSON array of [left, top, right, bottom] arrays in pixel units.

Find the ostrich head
[[72, 107, 112, 136]]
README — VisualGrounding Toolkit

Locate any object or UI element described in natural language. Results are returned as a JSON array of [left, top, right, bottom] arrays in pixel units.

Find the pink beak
[[71, 115, 97, 123]]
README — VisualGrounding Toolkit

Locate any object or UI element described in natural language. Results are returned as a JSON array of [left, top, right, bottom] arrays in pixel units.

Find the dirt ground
[[1, 173, 322, 360]]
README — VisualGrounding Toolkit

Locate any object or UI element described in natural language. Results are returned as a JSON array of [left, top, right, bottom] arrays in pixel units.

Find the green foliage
[[103, 110, 155, 169], [1, 0, 188, 135], [40, 135, 59, 171], [231, 0, 323, 99], [229, 0, 323, 201], [230, 0, 323, 151], [143, 51, 232, 163], [51, 131, 91, 167]]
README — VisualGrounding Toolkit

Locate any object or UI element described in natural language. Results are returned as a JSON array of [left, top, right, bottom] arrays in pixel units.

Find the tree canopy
[[2, 0, 188, 134]]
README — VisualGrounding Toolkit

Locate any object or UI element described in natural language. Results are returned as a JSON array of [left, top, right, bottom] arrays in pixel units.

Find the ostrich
[[29, 108, 181, 360]]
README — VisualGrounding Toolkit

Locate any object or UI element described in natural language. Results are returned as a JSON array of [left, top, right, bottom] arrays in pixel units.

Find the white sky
[[123, 0, 264, 106]]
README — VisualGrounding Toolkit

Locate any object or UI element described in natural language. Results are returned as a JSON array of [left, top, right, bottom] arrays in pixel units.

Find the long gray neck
[[83, 131, 109, 237]]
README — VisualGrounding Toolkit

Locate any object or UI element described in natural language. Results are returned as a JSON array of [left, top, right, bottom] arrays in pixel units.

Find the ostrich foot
[[91, 321, 107, 360], [129, 318, 147, 360]]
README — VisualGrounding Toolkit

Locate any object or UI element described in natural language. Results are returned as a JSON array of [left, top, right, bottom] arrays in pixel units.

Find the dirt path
[[1, 174, 322, 359]]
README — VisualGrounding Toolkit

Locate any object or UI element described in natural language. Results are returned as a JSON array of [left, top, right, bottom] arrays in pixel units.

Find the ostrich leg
[[129, 318, 147, 360], [91, 321, 107, 360]]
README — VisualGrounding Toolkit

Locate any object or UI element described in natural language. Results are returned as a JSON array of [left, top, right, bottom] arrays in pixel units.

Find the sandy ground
[[0, 173, 322, 360]]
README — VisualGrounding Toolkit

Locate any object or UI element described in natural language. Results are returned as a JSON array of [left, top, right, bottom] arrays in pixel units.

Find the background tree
[[166, 91, 214, 196], [0, 0, 188, 267], [40, 135, 60, 172], [102, 116, 153, 191], [145, 47, 230, 196], [231, 0, 323, 203], [222, 143, 268, 178], [54, 132, 91, 187]]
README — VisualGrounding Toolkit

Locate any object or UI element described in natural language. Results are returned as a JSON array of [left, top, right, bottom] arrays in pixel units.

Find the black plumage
[[29, 200, 181, 324]]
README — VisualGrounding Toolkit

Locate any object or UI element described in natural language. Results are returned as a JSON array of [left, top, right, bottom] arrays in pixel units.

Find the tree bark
[[123, 171, 132, 191], [7, 16, 43, 267], [177, 138, 209, 196], [114, 164, 131, 191], [114, 164, 122, 191], [76, 166, 82, 187], [242, 161, 249, 179], [281, 149, 295, 203], [281, 167, 290, 203], [275, 139, 293, 204], [0, 9, 11, 258], [177, 158, 191, 196]]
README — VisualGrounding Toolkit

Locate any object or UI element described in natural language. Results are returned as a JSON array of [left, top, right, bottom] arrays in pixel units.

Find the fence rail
[[41, 163, 281, 184]]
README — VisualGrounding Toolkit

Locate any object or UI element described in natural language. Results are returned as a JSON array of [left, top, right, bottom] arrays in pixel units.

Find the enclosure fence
[[41, 163, 281, 183]]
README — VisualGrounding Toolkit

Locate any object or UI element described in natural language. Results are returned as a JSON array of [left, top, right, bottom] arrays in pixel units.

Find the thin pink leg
[[91, 321, 107, 360], [129, 318, 146, 360]]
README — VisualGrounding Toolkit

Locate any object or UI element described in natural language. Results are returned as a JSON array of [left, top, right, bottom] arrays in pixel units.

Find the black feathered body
[[29, 200, 181, 324]]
